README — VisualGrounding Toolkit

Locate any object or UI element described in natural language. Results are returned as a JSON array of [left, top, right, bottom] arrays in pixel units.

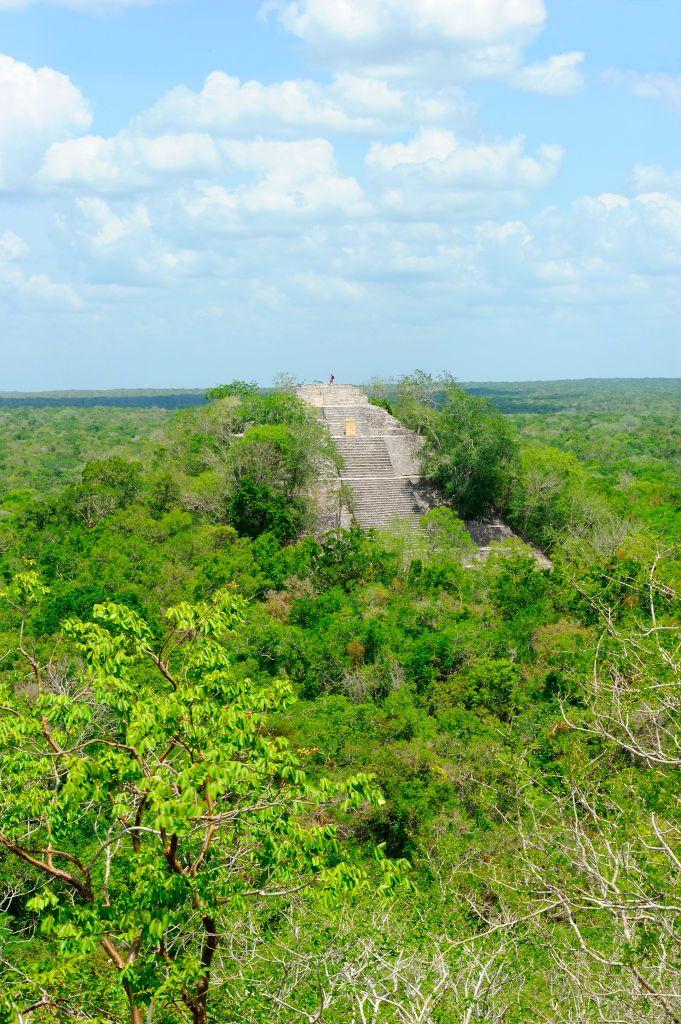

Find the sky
[[1, 0, 680, 389]]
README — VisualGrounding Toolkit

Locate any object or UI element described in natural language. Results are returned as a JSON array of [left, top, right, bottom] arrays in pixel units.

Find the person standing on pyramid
[[328, 373, 335, 384]]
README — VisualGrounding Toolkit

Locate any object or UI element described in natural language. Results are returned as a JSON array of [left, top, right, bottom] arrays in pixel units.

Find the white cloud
[[367, 128, 563, 196], [223, 137, 366, 214], [266, 0, 546, 49], [137, 70, 472, 137], [0, 229, 28, 259], [0, 54, 91, 187], [140, 72, 375, 135], [75, 196, 151, 246], [0, 21, 673, 371], [0, 229, 81, 308], [262, 0, 572, 86], [507, 51, 584, 95], [59, 194, 218, 287], [631, 163, 681, 196], [40, 124, 368, 216], [390, 185, 679, 312], [186, 138, 367, 220], [637, 192, 681, 245], [8, 167, 681, 377], [40, 131, 221, 191], [534, 189, 681, 279], [604, 69, 681, 114], [53, 136, 368, 284]]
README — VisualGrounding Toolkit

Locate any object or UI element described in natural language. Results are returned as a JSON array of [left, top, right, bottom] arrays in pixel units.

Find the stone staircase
[[332, 438, 394, 478], [346, 478, 430, 527], [297, 383, 436, 528]]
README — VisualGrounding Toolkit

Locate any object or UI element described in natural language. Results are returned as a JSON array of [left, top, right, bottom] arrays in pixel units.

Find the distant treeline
[[0, 392, 208, 409], [1, 378, 678, 414], [463, 377, 681, 414]]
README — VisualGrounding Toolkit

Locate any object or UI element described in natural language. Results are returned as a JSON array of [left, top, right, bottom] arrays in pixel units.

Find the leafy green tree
[[227, 478, 304, 542], [239, 392, 310, 427], [80, 458, 143, 505], [170, 393, 338, 538], [66, 457, 144, 527], [508, 443, 582, 545], [270, 372, 299, 394], [396, 370, 456, 409], [0, 573, 387, 1024], [147, 470, 181, 516], [392, 380, 519, 518], [1, 377, 679, 1024], [205, 381, 259, 402], [419, 388, 519, 517], [226, 424, 329, 499], [313, 526, 398, 590]]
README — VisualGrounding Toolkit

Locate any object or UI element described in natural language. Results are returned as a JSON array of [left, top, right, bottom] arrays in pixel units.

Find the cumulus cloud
[[346, 186, 681, 310], [0, 229, 28, 260], [525, 190, 681, 290], [604, 69, 681, 113], [57, 195, 204, 287], [262, 0, 577, 91], [0, 229, 81, 308], [366, 128, 563, 213], [51, 134, 367, 287], [185, 138, 367, 222], [507, 51, 584, 95], [40, 131, 221, 191], [74, 196, 152, 246], [140, 72, 377, 136], [294, 271, 366, 300], [631, 163, 681, 195], [222, 137, 366, 215], [15, 158, 681, 377], [265, 0, 547, 50], [137, 70, 472, 137], [0, 53, 91, 187], [41, 125, 366, 218]]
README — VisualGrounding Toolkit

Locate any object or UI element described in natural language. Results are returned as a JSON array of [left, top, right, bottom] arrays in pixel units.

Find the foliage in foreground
[[0, 574, 392, 1023]]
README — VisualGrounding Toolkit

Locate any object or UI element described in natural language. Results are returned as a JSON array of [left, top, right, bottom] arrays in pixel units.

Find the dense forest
[[0, 376, 678, 1023]]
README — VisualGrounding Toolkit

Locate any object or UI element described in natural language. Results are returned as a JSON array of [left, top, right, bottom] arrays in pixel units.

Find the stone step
[[334, 438, 393, 450], [346, 477, 427, 528], [321, 405, 408, 438], [298, 384, 370, 407], [334, 438, 395, 478]]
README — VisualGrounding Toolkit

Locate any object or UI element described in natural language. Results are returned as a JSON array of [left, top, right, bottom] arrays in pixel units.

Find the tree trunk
[[191, 1004, 207, 1024], [125, 984, 144, 1024], [183, 914, 218, 1024]]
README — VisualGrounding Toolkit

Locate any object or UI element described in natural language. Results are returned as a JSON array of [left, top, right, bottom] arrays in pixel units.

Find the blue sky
[[1, 0, 680, 389]]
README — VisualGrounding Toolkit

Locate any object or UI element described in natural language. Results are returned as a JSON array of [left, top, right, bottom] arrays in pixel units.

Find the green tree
[[391, 380, 519, 518], [227, 478, 304, 541], [270, 372, 299, 394], [226, 424, 328, 496], [205, 381, 259, 402], [419, 388, 518, 518], [0, 573, 387, 1024], [67, 457, 144, 527]]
